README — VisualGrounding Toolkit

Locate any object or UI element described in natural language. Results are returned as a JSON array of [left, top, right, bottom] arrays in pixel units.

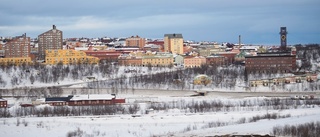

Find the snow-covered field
[[1, 89, 320, 137], [1, 65, 319, 137]]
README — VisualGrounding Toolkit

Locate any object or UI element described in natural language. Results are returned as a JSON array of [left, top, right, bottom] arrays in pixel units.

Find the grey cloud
[[0, 0, 319, 44]]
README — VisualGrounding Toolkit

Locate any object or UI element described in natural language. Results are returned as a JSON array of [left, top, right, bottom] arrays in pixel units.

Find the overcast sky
[[0, 0, 319, 45]]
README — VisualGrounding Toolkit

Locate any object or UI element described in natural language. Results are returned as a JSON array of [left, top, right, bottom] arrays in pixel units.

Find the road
[[60, 88, 320, 99]]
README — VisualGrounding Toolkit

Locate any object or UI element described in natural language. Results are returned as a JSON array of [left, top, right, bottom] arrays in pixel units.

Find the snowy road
[[60, 87, 320, 99]]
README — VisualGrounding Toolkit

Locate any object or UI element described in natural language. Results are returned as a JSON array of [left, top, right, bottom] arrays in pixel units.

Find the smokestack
[[238, 35, 241, 48], [53, 25, 56, 29]]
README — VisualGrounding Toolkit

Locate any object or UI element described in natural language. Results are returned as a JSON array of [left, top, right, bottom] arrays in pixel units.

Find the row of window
[[0, 102, 6, 104], [247, 64, 293, 67]]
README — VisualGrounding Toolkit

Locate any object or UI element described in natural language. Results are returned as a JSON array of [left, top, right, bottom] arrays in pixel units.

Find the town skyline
[[1, 0, 320, 45]]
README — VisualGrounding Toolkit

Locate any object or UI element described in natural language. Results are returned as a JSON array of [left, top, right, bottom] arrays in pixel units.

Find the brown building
[[126, 35, 145, 49], [206, 55, 226, 66], [245, 52, 296, 73], [38, 25, 63, 60], [4, 34, 30, 58], [118, 56, 142, 66], [217, 52, 238, 65], [0, 99, 7, 108]]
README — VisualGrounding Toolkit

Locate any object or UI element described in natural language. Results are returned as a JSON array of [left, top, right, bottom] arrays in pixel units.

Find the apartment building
[[125, 35, 145, 49], [38, 25, 63, 60], [4, 34, 30, 58], [164, 34, 183, 54], [45, 49, 99, 65]]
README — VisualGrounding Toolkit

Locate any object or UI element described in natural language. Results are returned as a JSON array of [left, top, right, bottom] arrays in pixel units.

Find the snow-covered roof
[[70, 94, 115, 101], [74, 47, 89, 51]]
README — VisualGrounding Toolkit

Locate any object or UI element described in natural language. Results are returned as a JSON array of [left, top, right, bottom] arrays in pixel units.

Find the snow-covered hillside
[[1, 90, 320, 137]]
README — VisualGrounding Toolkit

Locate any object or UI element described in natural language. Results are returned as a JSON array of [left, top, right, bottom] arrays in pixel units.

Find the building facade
[[38, 25, 63, 60], [45, 49, 99, 65], [84, 50, 122, 61], [0, 99, 7, 108], [206, 55, 226, 66], [142, 54, 174, 67], [4, 34, 30, 58], [245, 52, 296, 73], [125, 35, 146, 49], [118, 56, 143, 66], [164, 34, 183, 54], [174, 55, 184, 66], [184, 56, 206, 68], [217, 52, 238, 65], [0, 57, 32, 65]]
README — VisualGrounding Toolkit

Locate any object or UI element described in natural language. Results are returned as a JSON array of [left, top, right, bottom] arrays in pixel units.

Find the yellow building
[[142, 54, 173, 67], [0, 57, 32, 65], [164, 34, 184, 54], [45, 49, 99, 65]]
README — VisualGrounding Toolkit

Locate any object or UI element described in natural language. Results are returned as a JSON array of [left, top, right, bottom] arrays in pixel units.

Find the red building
[[84, 50, 123, 61], [146, 40, 164, 52]]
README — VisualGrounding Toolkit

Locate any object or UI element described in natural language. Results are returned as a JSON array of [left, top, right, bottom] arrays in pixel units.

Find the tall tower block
[[280, 27, 287, 51]]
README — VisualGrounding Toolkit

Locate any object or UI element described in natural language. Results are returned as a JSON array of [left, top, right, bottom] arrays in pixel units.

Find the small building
[[174, 55, 184, 66], [45, 94, 125, 106], [0, 99, 7, 108], [144, 44, 161, 52]]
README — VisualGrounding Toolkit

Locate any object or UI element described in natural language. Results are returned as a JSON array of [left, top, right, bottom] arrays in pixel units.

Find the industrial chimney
[[238, 35, 241, 48]]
